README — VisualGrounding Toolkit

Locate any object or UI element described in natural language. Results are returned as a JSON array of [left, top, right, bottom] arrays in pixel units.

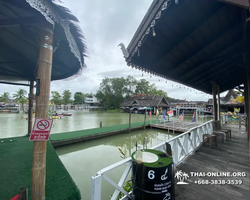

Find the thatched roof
[[0, 0, 87, 83], [121, 95, 169, 108]]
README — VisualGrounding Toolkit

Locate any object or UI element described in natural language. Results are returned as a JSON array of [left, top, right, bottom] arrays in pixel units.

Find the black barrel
[[131, 149, 174, 200]]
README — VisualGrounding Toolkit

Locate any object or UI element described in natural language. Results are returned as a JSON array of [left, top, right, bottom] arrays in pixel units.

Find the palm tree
[[13, 89, 27, 111], [174, 170, 183, 181], [182, 172, 189, 182], [0, 92, 9, 103]]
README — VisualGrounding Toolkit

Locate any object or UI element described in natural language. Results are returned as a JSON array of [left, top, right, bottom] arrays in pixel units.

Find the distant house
[[120, 95, 169, 114], [220, 89, 244, 113], [84, 96, 101, 108], [167, 99, 206, 114], [206, 89, 244, 113]]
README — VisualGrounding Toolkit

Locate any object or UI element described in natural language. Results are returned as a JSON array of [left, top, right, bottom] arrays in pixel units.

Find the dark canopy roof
[[0, 0, 87, 82], [124, 0, 249, 94]]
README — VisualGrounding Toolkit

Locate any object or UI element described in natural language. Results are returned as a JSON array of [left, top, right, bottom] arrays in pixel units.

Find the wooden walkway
[[150, 121, 202, 132], [175, 124, 250, 200]]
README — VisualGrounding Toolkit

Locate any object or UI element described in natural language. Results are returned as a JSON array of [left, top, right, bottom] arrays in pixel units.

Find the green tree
[[74, 92, 85, 104], [51, 91, 62, 105], [13, 89, 27, 111], [96, 77, 129, 109], [124, 76, 137, 97], [96, 76, 174, 109], [0, 92, 10, 103], [62, 90, 72, 104], [135, 79, 151, 94]]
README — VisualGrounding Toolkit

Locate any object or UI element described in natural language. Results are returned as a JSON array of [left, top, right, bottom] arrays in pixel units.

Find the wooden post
[[100, 121, 102, 127], [143, 109, 147, 129], [129, 108, 131, 132], [246, 68, 250, 141], [244, 81, 249, 134], [212, 83, 218, 122], [28, 80, 34, 136], [32, 22, 53, 200], [217, 86, 221, 127]]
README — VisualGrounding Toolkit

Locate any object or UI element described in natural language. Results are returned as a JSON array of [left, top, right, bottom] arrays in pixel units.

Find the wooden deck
[[150, 121, 202, 132], [175, 124, 250, 200]]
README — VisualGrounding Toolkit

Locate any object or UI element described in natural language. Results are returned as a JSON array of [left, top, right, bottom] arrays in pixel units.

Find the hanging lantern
[[152, 27, 156, 36]]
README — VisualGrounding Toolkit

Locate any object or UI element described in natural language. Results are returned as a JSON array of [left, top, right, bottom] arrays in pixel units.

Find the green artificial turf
[[50, 120, 158, 141], [0, 136, 81, 200]]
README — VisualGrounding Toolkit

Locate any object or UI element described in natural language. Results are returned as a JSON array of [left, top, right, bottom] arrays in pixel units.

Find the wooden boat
[[52, 113, 72, 116], [61, 113, 72, 116]]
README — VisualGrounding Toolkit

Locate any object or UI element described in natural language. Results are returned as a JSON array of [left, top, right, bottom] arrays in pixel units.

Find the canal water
[[0, 111, 201, 200]]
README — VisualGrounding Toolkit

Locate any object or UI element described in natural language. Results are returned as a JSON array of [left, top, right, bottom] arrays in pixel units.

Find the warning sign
[[29, 118, 53, 141]]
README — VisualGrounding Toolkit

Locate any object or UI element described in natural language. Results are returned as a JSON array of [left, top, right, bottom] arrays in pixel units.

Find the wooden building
[[120, 95, 169, 114], [119, 0, 250, 149], [207, 89, 244, 113], [220, 89, 244, 113]]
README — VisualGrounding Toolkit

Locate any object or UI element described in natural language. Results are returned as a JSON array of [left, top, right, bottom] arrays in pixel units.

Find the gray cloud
[[0, 0, 216, 101]]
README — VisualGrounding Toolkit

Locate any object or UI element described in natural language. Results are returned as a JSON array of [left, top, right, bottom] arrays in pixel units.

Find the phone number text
[[194, 179, 243, 185]]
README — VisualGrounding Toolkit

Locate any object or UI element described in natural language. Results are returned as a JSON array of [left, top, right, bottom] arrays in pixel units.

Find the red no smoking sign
[[37, 120, 50, 130], [29, 118, 53, 141]]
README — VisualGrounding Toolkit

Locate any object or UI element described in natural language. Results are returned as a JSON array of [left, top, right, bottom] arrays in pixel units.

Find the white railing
[[91, 120, 213, 200], [221, 114, 247, 130]]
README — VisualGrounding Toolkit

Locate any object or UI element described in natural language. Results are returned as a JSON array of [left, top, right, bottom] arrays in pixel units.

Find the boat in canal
[[52, 113, 72, 116]]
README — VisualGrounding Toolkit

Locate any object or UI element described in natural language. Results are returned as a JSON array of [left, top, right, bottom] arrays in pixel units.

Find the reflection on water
[[56, 128, 176, 200], [0, 111, 148, 138]]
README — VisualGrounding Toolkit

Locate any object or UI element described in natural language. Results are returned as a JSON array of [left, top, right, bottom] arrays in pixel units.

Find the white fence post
[[91, 174, 102, 200]]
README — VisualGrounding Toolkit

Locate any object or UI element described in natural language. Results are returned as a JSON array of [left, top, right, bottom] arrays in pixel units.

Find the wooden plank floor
[[175, 124, 250, 200], [150, 121, 202, 132]]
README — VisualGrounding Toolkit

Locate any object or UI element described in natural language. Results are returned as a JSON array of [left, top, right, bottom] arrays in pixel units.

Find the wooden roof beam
[[197, 65, 244, 90], [182, 52, 244, 81], [217, 0, 249, 9], [150, 2, 225, 67], [166, 18, 243, 78], [184, 38, 243, 83]]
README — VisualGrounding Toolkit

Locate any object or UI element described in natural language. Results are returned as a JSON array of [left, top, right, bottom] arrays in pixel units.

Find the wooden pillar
[[244, 81, 249, 134], [212, 83, 218, 122], [128, 108, 131, 132], [32, 22, 53, 200], [28, 80, 34, 135], [217, 86, 221, 126], [246, 68, 250, 141]]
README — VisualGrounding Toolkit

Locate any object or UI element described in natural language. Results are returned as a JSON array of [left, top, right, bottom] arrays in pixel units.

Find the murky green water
[[0, 111, 202, 200]]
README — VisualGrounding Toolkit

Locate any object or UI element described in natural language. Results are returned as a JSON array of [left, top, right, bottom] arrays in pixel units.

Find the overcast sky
[[0, 0, 228, 100]]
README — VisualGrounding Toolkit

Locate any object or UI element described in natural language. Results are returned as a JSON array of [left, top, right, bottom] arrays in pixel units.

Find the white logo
[[175, 170, 189, 184], [163, 192, 171, 200], [161, 168, 168, 181]]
